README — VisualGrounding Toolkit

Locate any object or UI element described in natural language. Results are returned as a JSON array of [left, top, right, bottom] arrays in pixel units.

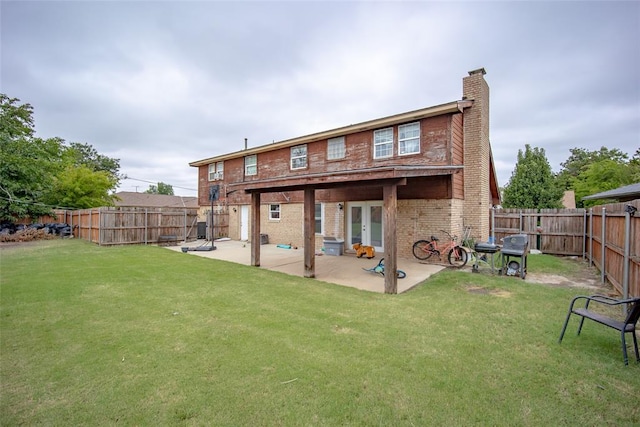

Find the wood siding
[[197, 114, 459, 207], [451, 113, 464, 199]]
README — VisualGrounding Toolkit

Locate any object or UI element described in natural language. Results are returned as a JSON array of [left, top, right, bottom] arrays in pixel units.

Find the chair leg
[[631, 331, 639, 363], [621, 332, 629, 366], [558, 312, 573, 343], [577, 316, 586, 336]]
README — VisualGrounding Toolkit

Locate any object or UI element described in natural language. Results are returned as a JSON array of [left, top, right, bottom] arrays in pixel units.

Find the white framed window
[[209, 161, 224, 180], [398, 122, 420, 155], [373, 127, 393, 159], [327, 137, 345, 160], [315, 203, 323, 234], [269, 204, 281, 220], [290, 144, 307, 170], [245, 155, 257, 176]]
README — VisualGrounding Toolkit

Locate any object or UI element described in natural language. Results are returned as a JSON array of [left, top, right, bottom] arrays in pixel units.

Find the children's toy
[[352, 242, 375, 259], [363, 258, 406, 278]]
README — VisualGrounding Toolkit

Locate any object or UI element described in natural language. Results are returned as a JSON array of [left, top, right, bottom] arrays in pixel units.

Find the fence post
[[582, 210, 587, 260], [519, 211, 523, 232], [490, 206, 495, 243], [99, 208, 103, 246], [622, 209, 631, 300], [184, 209, 187, 242], [600, 207, 606, 284], [144, 208, 148, 245], [589, 208, 593, 266]]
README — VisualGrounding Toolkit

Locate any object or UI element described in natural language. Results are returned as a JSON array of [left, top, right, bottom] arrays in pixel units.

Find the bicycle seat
[[431, 236, 439, 241]]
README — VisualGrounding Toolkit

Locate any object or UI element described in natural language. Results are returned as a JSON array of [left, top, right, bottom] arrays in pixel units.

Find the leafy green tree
[[557, 146, 636, 208], [0, 94, 121, 220], [145, 182, 174, 195], [44, 166, 117, 209], [0, 96, 61, 221], [556, 147, 629, 191], [573, 159, 636, 208], [502, 144, 563, 209], [630, 148, 640, 183], [64, 142, 121, 182]]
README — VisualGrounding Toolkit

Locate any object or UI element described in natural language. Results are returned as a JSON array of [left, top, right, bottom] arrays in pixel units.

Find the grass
[[1, 239, 638, 426]]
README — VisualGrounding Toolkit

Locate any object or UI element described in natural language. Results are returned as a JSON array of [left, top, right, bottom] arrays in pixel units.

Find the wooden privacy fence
[[47, 207, 200, 245], [493, 199, 639, 298]]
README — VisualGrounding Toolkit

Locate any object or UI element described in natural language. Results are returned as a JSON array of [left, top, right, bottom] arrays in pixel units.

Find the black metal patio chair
[[558, 294, 640, 365]]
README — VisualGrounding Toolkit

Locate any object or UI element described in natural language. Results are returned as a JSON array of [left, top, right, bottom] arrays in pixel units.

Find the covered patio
[[167, 239, 445, 294]]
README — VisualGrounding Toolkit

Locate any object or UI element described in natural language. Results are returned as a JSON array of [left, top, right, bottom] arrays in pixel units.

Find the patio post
[[251, 192, 261, 267], [303, 188, 315, 278]]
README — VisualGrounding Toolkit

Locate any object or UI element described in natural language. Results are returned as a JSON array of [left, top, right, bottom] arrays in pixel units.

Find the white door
[[240, 205, 249, 241], [347, 202, 383, 252]]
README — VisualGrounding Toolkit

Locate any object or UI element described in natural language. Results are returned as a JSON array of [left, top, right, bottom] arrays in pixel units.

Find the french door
[[347, 202, 383, 252]]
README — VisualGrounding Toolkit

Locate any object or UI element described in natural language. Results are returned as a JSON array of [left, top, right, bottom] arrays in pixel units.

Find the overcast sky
[[2, 1, 639, 196]]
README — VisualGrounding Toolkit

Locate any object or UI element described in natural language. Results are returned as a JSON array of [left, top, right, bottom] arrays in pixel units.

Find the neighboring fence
[[23, 205, 230, 244], [202, 206, 230, 240], [39, 207, 200, 245], [493, 208, 586, 255], [493, 199, 639, 298]]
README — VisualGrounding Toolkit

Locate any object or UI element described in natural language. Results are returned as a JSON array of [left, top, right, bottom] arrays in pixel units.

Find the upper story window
[[373, 127, 393, 159], [269, 204, 281, 220], [291, 144, 307, 170], [208, 161, 224, 181], [245, 155, 257, 176], [327, 137, 345, 160], [398, 122, 420, 155]]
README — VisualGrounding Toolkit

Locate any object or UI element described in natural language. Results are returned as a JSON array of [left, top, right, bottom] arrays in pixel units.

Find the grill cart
[[499, 234, 529, 279]]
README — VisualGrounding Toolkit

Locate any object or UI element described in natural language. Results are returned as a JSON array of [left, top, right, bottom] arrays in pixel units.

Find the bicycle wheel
[[397, 269, 407, 279], [447, 245, 468, 267], [412, 240, 435, 260]]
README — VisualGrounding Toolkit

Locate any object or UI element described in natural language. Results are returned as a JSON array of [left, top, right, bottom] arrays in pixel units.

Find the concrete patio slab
[[165, 239, 445, 294]]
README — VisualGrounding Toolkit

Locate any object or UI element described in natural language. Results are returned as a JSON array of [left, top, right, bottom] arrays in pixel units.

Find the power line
[[121, 176, 197, 192]]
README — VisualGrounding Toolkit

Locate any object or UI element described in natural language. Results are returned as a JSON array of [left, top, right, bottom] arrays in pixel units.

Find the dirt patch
[[525, 259, 612, 294], [467, 286, 512, 297]]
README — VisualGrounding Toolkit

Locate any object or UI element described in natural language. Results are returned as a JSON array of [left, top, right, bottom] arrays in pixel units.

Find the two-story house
[[190, 68, 500, 293]]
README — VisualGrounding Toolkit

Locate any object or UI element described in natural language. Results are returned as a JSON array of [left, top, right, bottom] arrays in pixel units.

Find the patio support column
[[251, 192, 261, 267], [383, 183, 398, 294], [303, 188, 316, 278]]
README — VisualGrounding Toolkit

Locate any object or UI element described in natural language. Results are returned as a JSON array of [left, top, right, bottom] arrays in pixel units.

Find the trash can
[[197, 222, 207, 239], [260, 234, 269, 245]]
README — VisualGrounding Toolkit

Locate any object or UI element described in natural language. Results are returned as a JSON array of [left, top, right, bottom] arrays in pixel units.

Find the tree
[[1, 96, 61, 221], [502, 144, 563, 209], [557, 147, 636, 208], [44, 166, 118, 209], [572, 159, 636, 207], [556, 147, 629, 191], [145, 182, 174, 195], [63, 142, 121, 182], [629, 148, 640, 183], [0, 94, 121, 220]]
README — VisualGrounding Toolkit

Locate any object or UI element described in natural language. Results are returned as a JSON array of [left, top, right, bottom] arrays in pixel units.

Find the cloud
[[1, 1, 638, 195]]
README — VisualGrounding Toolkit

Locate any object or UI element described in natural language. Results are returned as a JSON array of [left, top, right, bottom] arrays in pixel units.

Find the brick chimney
[[462, 68, 491, 241]]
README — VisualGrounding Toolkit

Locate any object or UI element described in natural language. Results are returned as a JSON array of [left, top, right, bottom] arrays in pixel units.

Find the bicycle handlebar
[[438, 230, 458, 241]]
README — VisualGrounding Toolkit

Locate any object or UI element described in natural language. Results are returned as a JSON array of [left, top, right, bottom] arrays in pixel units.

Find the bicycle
[[363, 258, 407, 278], [412, 230, 468, 267]]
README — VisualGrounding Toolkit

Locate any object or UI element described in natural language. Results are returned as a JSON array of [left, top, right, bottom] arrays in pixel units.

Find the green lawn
[[1, 240, 638, 426]]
